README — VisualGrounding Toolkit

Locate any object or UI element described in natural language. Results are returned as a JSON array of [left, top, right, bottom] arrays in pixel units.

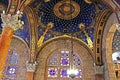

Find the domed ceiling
[[39, 0, 95, 33], [32, 0, 107, 43], [0, 0, 107, 45]]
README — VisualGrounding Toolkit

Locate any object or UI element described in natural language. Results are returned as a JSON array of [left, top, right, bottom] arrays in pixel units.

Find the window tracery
[[46, 50, 82, 79], [2, 50, 18, 80]]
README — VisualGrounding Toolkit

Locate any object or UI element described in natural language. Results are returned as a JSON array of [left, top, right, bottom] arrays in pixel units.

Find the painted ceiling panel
[[39, 0, 96, 33], [35, 0, 107, 43]]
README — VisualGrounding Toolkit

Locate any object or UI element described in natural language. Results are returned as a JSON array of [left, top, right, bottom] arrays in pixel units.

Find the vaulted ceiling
[[30, 0, 107, 43], [0, 0, 119, 45]]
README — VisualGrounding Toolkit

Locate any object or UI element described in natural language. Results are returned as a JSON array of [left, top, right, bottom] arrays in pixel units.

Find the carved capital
[[94, 65, 104, 74], [1, 11, 24, 31], [26, 61, 37, 72]]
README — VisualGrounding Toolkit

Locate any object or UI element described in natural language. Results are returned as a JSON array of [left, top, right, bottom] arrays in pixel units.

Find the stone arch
[[2, 36, 30, 80], [102, 13, 119, 80], [34, 36, 95, 80]]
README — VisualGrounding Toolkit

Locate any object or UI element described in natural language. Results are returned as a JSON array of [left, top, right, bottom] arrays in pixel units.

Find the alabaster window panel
[[47, 50, 82, 79]]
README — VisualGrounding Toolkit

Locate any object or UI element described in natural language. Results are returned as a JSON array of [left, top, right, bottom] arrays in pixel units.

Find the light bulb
[[67, 69, 79, 78], [3, 10, 5, 14]]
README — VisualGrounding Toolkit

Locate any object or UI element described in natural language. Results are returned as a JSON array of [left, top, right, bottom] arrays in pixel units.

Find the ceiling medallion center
[[54, 0, 80, 20]]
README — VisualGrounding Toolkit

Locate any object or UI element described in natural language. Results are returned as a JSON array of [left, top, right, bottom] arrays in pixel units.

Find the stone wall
[[34, 37, 95, 80]]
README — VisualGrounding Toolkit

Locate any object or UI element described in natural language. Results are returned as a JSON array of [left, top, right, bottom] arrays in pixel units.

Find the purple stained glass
[[61, 52, 69, 58], [48, 68, 57, 77], [7, 66, 17, 76], [49, 54, 59, 66], [76, 70, 82, 78], [47, 52, 82, 79], [73, 54, 81, 66], [50, 70, 55, 75], [61, 58, 69, 66], [10, 51, 18, 64], [61, 69, 68, 77]]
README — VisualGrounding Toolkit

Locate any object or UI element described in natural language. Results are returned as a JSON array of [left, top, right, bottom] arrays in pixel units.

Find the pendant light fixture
[[67, 36, 79, 78], [66, 0, 79, 78]]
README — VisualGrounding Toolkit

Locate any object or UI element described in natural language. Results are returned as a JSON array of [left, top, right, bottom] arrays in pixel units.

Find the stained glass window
[[76, 70, 82, 78], [10, 51, 18, 64], [60, 68, 68, 77], [47, 50, 82, 79], [61, 51, 69, 66], [2, 50, 18, 79], [49, 53, 59, 66], [73, 53, 81, 66], [6, 66, 17, 76], [48, 68, 58, 77]]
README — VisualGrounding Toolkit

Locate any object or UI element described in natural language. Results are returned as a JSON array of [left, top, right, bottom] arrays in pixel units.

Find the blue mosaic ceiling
[[39, 0, 96, 33], [0, 0, 107, 45], [35, 0, 107, 43]]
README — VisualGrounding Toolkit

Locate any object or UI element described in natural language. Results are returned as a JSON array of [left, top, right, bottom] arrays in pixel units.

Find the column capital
[[94, 65, 104, 74], [26, 61, 37, 72], [1, 11, 24, 31]]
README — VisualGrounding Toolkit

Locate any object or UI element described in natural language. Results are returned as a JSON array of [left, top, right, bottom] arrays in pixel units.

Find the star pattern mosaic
[[39, 0, 95, 33], [37, 0, 106, 43]]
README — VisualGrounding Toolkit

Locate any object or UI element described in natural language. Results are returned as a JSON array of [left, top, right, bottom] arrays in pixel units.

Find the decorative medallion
[[54, 0, 80, 20]]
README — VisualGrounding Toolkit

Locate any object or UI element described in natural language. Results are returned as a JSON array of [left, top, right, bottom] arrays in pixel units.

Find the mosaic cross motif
[[7, 66, 17, 76]]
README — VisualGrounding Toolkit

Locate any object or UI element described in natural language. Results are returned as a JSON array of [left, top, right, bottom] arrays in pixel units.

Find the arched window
[[1, 37, 30, 80], [112, 52, 120, 78], [112, 52, 120, 63], [2, 50, 18, 80], [46, 50, 82, 80]]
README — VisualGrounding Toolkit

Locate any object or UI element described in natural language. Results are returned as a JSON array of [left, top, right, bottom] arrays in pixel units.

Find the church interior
[[0, 0, 120, 80]]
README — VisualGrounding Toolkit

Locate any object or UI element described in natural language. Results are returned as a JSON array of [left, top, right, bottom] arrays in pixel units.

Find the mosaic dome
[[39, 0, 96, 33]]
